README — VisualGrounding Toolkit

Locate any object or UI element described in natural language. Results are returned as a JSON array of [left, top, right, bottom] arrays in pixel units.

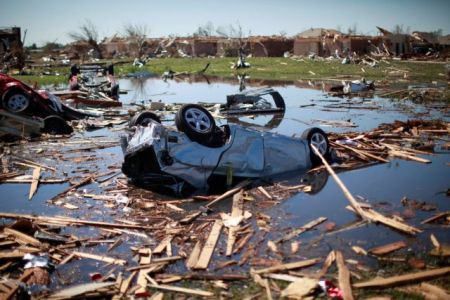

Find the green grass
[[14, 57, 448, 86]]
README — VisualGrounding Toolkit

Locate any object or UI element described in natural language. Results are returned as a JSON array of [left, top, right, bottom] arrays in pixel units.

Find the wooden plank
[[13, 157, 56, 172], [147, 284, 213, 297], [331, 142, 389, 163], [3, 228, 41, 247], [276, 217, 327, 243], [257, 186, 272, 200], [50, 282, 116, 298], [153, 236, 173, 254], [369, 241, 407, 255], [28, 167, 41, 200], [311, 145, 421, 235], [319, 250, 336, 277], [186, 241, 201, 269], [310, 145, 367, 218], [119, 271, 136, 295], [226, 191, 243, 256], [204, 179, 251, 209], [336, 251, 354, 300], [363, 208, 422, 235], [253, 258, 321, 274], [389, 150, 431, 164], [4, 271, 33, 300], [194, 220, 223, 269], [0, 212, 153, 230], [421, 211, 450, 224], [135, 248, 152, 296], [73, 251, 126, 265], [353, 267, 450, 288]]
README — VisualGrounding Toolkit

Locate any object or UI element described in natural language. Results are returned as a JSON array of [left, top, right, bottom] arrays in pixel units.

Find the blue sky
[[1, 0, 449, 46]]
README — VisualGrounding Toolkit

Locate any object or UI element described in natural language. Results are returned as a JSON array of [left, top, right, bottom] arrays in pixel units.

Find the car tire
[[43, 115, 73, 135], [301, 127, 330, 165], [175, 104, 216, 145], [2, 90, 31, 113], [129, 111, 161, 127]]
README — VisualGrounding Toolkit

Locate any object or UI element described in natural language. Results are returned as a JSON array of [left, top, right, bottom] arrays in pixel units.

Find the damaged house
[[247, 36, 294, 57], [0, 27, 24, 68], [374, 26, 411, 56], [293, 28, 343, 57]]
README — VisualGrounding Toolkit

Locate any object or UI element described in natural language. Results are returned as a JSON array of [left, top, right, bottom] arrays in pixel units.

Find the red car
[[0, 73, 90, 134]]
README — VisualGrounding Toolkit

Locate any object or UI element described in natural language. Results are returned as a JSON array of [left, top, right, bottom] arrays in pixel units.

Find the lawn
[[15, 57, 448, 86]]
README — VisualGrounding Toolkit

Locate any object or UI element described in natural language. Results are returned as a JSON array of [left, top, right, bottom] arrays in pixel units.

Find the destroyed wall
[[249, 38, 294, 57], [0, 27, 21, 55], [342, 36, 371, 55], [192, 38, 218, 57], [217, 38, 251, 57], [101, 38, 129, 58], [322, 39, 343, 57], [293, 38, 322, 56]]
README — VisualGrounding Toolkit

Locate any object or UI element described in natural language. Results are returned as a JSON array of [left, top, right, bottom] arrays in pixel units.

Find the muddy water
[[0, 76, 449, 290]]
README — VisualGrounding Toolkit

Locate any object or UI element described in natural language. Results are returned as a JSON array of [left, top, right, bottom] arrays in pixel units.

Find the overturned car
[[121, 104, 331, 193], [0, 73, 92, 134]]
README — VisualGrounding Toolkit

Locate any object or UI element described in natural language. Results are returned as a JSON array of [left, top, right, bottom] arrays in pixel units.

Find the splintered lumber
[[353, 267, 450, 288], [179, 211, 202, 224], [311, 145, 421, 235], [421, 211, 450, 224], [0, 249, 40, 259], [388, 150, 431, 164], [253, 258, 321, 274], [4, 271, 33, 300], [13, 157, 56, 172], [311, 145, 367, 218], [119, 271, 136, 296], [3, 228, 42, 247], [204, 179, 251, 209], [257, 186, 272, 199], [362, 208, 422, 235], [51, 176, 93, 200], [49, 282, 116, 299], [276, 217, 327, 243], [194, 220, 223, 269], [186, 241, 201, 269], [336, 251, 354, 300], [153, 236, 173, 254], [369, 241, 407, 255], [136, 248, 152, 296], [147, 284, 214, 297], [226, 191, 244, 256], [28, 167, 41, 200], [0, 212, 153, 230], [331, 142, 389, 163], [319, 250, 336, 277], [73, 251, 126, 265]]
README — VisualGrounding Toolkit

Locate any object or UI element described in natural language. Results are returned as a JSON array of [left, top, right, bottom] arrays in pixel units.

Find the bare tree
[[347, 23, 358, 35], [68, 19, 103, 58], [194, 21, 215, 37], [123, 23, 149, 57]]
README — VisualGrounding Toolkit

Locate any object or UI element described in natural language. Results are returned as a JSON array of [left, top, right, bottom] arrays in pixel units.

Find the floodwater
[[0, 76, 449, 291]]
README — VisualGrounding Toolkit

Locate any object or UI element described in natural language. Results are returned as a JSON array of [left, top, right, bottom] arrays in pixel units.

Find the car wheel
[[2, 90, 31, 113], [175, 104, 216, 144], [301, 127, 330, 165], [43, 115, 73, 135], [129, 111, 161, 127]]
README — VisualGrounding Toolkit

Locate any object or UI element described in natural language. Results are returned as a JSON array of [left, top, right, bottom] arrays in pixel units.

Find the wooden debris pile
[[328, 119, 449, 169], [0, 117, 449, 298]]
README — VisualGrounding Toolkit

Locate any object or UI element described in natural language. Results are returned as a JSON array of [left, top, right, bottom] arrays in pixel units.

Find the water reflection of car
[[0, 73, 91, 134], [121, 104, 331, 194], [69, 64, 119, 100]]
